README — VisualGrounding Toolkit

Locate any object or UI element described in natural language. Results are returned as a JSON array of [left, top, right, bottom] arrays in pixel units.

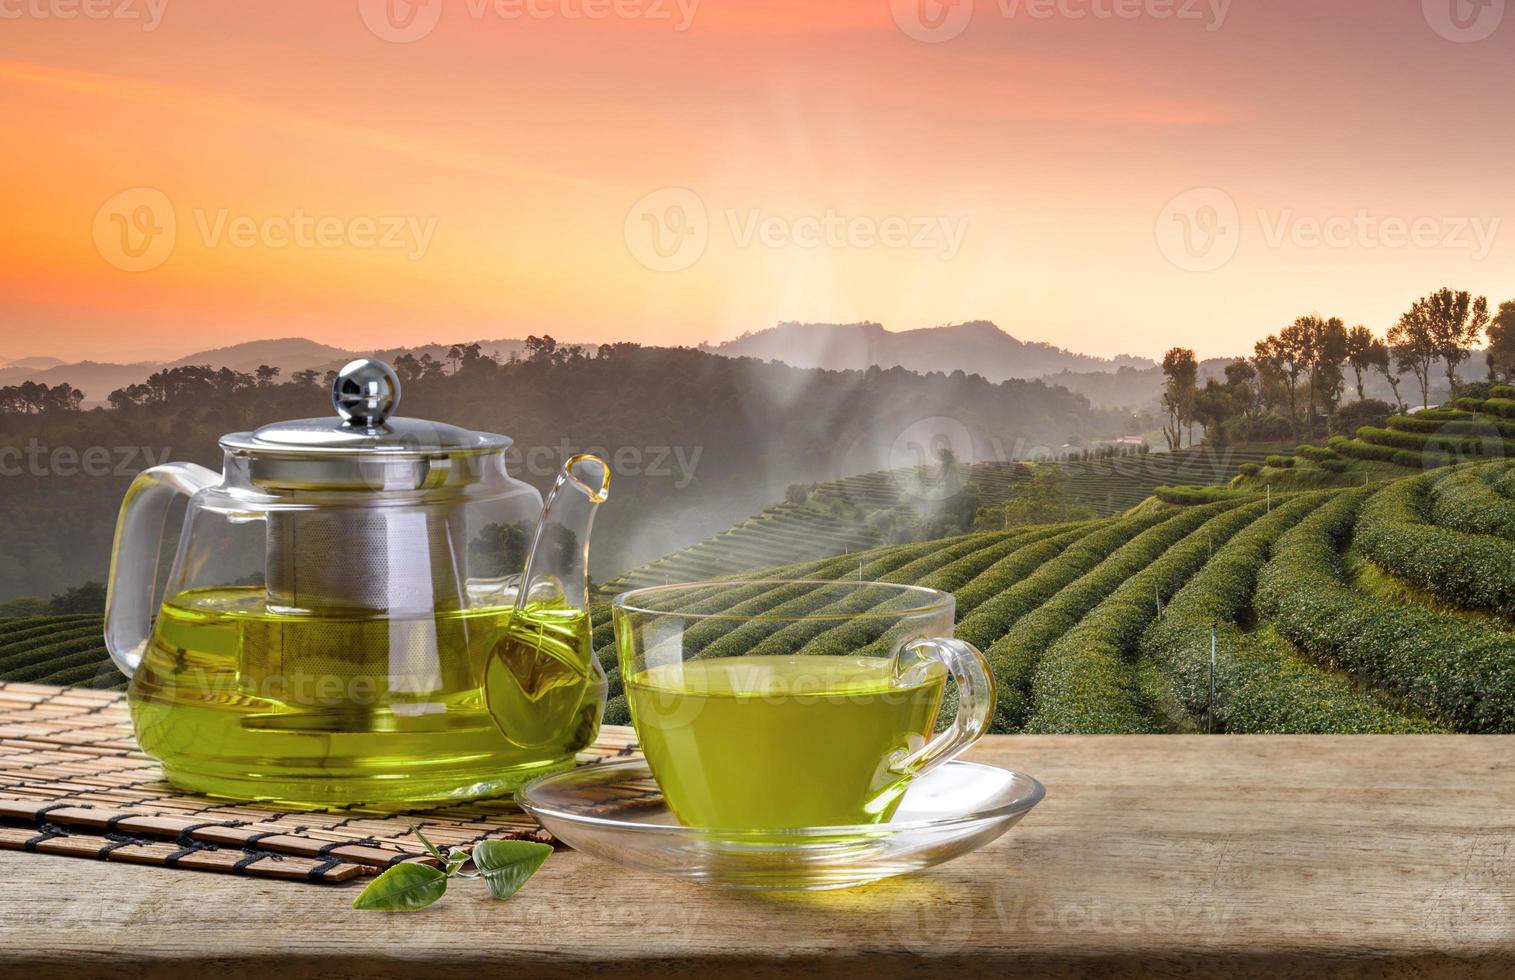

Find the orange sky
[[1, 0, 1512, 362]]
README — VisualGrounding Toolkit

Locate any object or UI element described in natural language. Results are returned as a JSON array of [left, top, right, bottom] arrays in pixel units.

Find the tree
[[1193, 379, 1236, 447], [254, 364, 281, 387], [1389, 300, 1438, 409], [1415, 287, 1490, 390], [1260, 330, 1307, 426], [1488, 301, 1515, 383], [1222, 359, 1258, 418], [1160, 347, 1198, 450], [1344, 325, 1377, 400], [1365, 338, 1404, 412], [1311, 316, 1349, 416], [291, 368, 322, 387]]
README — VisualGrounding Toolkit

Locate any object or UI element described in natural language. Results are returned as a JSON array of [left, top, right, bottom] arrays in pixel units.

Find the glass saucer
[[515, 758, 1045, 890]]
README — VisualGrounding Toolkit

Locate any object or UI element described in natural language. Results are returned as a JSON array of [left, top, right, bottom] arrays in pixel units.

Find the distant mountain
[[0, 356, 65, 370], [0, 337, 590, 404], [164, 338, 355, 374], [0, 360, 160, 401], [707, 321, 1155, 381]]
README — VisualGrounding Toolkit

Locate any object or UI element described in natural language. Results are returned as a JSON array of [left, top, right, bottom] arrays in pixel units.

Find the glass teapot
[[103, 359, 611, 805]]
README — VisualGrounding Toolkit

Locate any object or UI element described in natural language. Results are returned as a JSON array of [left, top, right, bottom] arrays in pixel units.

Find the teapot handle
[[104, 463, 220, 679]]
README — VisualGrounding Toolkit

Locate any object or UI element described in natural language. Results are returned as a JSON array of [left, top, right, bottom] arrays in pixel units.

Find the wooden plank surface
[[2, 735, 1513, 979]]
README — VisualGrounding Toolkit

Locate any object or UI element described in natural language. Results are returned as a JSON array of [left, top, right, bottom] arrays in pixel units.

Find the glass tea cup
[[611, 580, 996, 831]]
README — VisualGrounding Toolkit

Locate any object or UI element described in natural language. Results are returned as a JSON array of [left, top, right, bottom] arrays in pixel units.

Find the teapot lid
[[220, 358, 511, 457]]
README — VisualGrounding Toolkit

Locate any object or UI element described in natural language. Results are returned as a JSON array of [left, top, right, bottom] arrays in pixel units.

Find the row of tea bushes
[[951, 511, 1178, 653], [980, 501, 1242, 730], [1355, 473, 1515, 618], [1023, 500, 1270, 733], [1356, 425, 1515, 459], [1256, 488, 1515, 732], [1431, 463, 1515, 540], [1139, 494, 1438, 733]]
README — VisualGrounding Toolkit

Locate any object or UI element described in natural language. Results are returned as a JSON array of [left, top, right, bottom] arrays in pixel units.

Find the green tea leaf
[[445, 848, 471, 876], [472, 839, 552, 900], [411, 825, 446, 862], [351, 863, 449, 912]]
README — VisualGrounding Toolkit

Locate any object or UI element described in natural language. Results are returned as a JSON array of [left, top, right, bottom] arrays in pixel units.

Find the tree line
[[1160, 287, 1514, 449]]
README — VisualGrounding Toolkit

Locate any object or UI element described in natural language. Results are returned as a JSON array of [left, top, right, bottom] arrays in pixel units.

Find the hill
[[608, 448, 1282, 590], [707, 321, 1154, 382]]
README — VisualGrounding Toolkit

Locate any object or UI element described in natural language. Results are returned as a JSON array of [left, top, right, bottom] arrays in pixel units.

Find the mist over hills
[[5, 324, 1167, 407], [706, 321, 1156, 381]]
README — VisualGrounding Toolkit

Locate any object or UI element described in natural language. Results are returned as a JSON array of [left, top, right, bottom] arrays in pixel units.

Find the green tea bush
[[1154, 485, 1249, 505], [1494, 385, 1515, 400], [1358, 425, 1515, 458], [981, 500, 1243, 731], [1388, 414, 1515, 439], [1484, 398, 1515, 419], [1296, 445, 1341, 462], [1330, 437, 1429, 469], [1431, 464, 1515, 539], [1140, 494, 1438, 733], [1257, 487, 1515, 731], [949, 522, 1102, 617], [1356, 474, 1515, 617], [952, 512, 1173, 652], [1238, 462, 1261, 477], [1265, 455, 1296, 468], [1023, 501, 1270, 734], [1454, 397, 1488, 413]]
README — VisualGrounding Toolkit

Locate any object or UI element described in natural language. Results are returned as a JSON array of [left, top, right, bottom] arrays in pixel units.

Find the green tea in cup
[[613, 582, 995, 831]]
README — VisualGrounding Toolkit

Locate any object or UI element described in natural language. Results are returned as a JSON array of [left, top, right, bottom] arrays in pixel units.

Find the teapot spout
[[518, 454, 611, 615]]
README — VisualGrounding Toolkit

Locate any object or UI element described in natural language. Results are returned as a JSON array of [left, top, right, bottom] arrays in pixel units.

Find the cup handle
[[888, 637, 996, 778]]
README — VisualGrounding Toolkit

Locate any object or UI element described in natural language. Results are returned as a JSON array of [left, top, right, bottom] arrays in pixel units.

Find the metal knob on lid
[[333, 358, 400, 430]]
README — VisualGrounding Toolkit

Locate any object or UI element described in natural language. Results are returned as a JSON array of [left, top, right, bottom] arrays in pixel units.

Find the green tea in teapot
[[128, 585, 603, 805]]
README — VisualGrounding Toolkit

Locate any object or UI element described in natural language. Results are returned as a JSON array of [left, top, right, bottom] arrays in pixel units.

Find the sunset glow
[[2, 0, 1513, 361]]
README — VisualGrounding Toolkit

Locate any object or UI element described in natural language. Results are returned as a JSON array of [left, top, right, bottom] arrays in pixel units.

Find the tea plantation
[[6, 398, 1514, 733], [611, 446, 1277, 589]]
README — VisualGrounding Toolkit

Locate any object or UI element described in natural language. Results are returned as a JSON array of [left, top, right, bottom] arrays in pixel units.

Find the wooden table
[[2, 736, 1513, 979]]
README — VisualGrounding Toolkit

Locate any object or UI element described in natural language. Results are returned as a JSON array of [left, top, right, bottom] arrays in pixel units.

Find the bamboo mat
[[0, 682, 639, 884]]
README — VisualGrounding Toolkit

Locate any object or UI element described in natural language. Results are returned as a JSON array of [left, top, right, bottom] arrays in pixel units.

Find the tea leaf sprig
[[352, 826, 552, 912]]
